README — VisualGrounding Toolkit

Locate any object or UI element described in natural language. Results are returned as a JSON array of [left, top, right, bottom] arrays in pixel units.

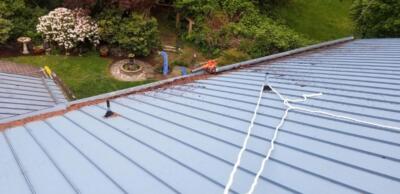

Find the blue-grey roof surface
[[0, 72, 68, 120], [1, 38, 400, 194]]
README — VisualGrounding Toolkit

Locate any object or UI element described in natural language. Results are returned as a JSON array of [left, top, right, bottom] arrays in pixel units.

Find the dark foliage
[[97, 9, 160, 56], [174, 0, 310, 58], [0, 0, 47, 43], [351, 0, 400, 38], [63, 0, 157, 13]]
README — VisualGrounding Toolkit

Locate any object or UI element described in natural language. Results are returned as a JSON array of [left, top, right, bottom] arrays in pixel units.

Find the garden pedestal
[[17, 37, 31, 55]]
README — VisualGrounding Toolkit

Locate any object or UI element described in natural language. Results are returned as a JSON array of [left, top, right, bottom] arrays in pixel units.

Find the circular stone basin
[[110, 59, 154, 82], [120, 63, 143, 76]]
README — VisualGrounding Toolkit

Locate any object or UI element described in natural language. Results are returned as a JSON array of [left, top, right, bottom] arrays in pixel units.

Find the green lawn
[[4, 53, 155, 99], [275, 0, 354, 41]]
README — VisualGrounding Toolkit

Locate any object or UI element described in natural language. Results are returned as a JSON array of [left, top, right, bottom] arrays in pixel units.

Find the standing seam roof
[[1, 38, 400, 194], [0, 72, 68, 120]]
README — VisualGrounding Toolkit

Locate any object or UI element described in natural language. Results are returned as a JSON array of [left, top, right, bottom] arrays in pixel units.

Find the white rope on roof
[[247, 87, 322, 194], [291, 106, 400, 131], [223, 75, 268, 194], [246, 79, 400, 194]]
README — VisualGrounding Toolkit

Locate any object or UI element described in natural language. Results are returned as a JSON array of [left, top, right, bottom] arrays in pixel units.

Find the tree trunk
[[176, 12, 180, 29]]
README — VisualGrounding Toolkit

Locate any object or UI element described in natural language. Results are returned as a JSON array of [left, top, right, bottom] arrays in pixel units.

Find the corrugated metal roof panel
[[0, 72, 68, 120], [1, 39, 400, 193]]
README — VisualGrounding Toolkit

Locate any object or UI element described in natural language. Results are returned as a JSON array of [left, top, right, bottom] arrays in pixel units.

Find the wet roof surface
[[0, 72, 67, 120], [1, 39, 400, 194]]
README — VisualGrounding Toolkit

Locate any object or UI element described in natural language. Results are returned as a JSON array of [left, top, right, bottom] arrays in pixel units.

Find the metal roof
[[0, 72, 68, 120], [1, 38, 400, 194]]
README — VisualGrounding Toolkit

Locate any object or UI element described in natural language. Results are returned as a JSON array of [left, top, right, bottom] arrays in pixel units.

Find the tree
[[174, 0, 217, 19], [117, 0, 157, 12], [0, 0, 25, 18], [63, 0, 96, 9], [28, 0, 63, 9], [253, 0, 291, 11], [351, 0, 400, 38], [0, 0, 47, 43], [173, 0, 309, 58], [0, 18, 12, 43], [11, 6, 47, 43], [63, 0, 157, 14], [0, 0, 16, 43], [222, 0, 255, 21], [97, 9, 160, 56]]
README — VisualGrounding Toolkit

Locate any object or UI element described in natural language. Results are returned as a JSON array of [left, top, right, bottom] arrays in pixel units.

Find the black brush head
[[104, 110, 114, 118], [104, 100, 114, 118]]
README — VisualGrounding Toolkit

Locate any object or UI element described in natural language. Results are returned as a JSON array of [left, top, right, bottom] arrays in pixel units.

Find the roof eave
[[0, 36, 354, 130], [216, 36, 354, 73]]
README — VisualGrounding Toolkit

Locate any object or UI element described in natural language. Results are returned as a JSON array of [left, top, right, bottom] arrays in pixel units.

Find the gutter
[[0, 37, 354, 130], [0, 71, 206, 130], [216, 36, 354, 73]]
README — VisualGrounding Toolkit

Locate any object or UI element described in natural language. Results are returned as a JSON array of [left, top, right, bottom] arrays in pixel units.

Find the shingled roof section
[[0, 72, 68, 120], [1, 38, 400, 194]]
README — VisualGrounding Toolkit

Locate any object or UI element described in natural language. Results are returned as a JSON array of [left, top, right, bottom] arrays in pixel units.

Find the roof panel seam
[[62, 115, 181, 194], [85, 106, 300, 193], [43, 120, 129, 194], [23, 125, 80, 194], [2, 132, 36, 194]]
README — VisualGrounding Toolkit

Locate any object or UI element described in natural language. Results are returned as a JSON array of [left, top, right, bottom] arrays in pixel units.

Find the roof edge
[[0, 72, 209, 130], [216, 36, 354, 73], [0, 36, 353, 130]]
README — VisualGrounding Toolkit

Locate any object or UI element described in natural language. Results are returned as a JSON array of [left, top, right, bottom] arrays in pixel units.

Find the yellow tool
[[44, 66, 53, 78]]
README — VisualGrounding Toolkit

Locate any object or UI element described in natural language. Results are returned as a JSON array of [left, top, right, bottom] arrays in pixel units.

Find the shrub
[[0, 0, 45, 43], [10, 6, 47, 44], [351, 0, 400, 38], [175, 0, 310, 58], [0, 18, 12, 43], [221, 0, 255, 21], [217, 48, 251, 66], [117, 14, 160, 56], [230, 14, 311, 57], [185, 25, 226, 56], [171, 60, 190, 67], [0, 0, 25, 18], [97, 9, 120, 45], [183, 11, 235, 57], [174, 0, 217, 19], [98, 10, 160, 56], [37, 8, 100, 51]]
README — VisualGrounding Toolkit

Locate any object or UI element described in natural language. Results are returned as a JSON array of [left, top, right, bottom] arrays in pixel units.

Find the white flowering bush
[[37, 8, 100, 52]]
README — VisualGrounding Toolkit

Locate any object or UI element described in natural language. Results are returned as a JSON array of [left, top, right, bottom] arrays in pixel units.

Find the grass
[[3, 53, 155, 99], [274, 0, 354, 41], [2, 12, 204, 100], [2, 3, 353, 99]]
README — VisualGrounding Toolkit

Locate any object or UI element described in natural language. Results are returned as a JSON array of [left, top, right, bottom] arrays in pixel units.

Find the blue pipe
[[160, 51, 169, 76]]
